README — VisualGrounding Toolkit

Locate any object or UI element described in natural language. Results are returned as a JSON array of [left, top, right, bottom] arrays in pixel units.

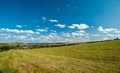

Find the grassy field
[[0, 40, 120, 73]]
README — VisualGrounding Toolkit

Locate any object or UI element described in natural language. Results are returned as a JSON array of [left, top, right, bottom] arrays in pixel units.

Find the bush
[[0, 45, 10, 52]]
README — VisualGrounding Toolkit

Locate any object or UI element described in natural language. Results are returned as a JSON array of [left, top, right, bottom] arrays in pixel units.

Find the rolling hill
[[0, 40, 120, 73]]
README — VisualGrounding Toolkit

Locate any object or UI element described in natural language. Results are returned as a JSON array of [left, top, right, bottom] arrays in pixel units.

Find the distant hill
[[0, 42, 26, 46]]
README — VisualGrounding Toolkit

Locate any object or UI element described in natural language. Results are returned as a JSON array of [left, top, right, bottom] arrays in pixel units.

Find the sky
[[0, 0, 120, 43]]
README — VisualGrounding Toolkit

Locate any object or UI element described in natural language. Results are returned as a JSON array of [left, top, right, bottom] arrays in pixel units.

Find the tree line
[[0, 43, 76, 52]]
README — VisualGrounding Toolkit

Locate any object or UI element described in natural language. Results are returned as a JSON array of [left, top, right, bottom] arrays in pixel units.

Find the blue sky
[[0, 0, 120, 43]]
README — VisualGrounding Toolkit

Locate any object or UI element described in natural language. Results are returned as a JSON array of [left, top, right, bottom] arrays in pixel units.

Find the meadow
[[0, 40, 120, 73]]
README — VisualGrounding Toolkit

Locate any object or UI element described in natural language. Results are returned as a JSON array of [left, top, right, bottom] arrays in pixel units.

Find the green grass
[[0, 40, 120, 73]]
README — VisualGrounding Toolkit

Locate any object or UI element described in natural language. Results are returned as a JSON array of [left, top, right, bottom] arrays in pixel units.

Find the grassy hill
[[0, 40, 120, 73]]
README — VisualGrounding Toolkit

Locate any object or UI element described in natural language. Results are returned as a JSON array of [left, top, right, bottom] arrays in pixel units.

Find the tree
[[114, 37, 119, 40], [0, 45, 10, 52], [116, 38, 119, 40], [17, 44, 20, 47]]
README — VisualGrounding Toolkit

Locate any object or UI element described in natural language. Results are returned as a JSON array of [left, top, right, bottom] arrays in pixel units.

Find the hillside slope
[[0, 40, 120, 73]]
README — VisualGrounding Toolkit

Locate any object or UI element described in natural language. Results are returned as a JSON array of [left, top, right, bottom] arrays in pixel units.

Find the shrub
[[0, 45, 10, 52]]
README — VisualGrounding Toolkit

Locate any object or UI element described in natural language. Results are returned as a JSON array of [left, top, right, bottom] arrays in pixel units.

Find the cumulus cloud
[[42, 17, 47, 21], [68, 24, 89, 29], [91, 34, 101, 37], [79, 30, 86, 33], [49, 33, 61, 40], [0, 28, 34, 34], [13, 35, 27, 40], [98, 26, 117, 33], [114, 30, 120, 33], [49, 19, 58, 23], [0, 33, 8, 36], [35, 32, 61, 43], [5, 35, 12, 40], [106, 34, 114, 37], [102, 37, 109, 40], [55, 24, 66, 28], [36, 29, 48, 32], [35, 32, 40, 34], [28, 37, 35, 41], [61, 32, 71, 38], [16, 25, 22, 28], [61, 30, 88, 40], [68, 25, 75, 29], [71, 30, 89, 37], [72, 32, 89, 37], [98, 26, 104, 32]]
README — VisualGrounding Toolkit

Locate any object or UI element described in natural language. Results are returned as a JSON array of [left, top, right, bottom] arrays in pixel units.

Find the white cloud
[[28, 37, 35, 41], [49, 19, 58, 23], [61, 30, 89, 41], [102, 37, 109, 40], [106, 34, 114, 37], [21, 30, 35, 34], [98, 26, 117, 33], [0, 28, 35, 34], [36, 33, 61, 43], [55, 24, 66, 28], [71, 30, 89, 37], [18, 36, 27, 39], [4, 35, 11, 40], [36, 29, 48, 32], [26, 34, 32, 36], [79, 30, 86, 33], [72, 32, 89, 37], [42, 17, 47, 21], [114, 30, 120, 33], [68, 26, 75, 29], [116, 34, 120, 38], [98, 26, 104, 32], [16, 25, 22, 28], [1, 28, 19, 33], [49, 33, 61, 40], [72, 32, 79, 36], [0, 33, 8, 36], [68, 24, 89, 29], [35, 32, 40, 34], [13, 35, 27, 40], [61, 32, 71, 38], [91, 34, 101, 37]]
